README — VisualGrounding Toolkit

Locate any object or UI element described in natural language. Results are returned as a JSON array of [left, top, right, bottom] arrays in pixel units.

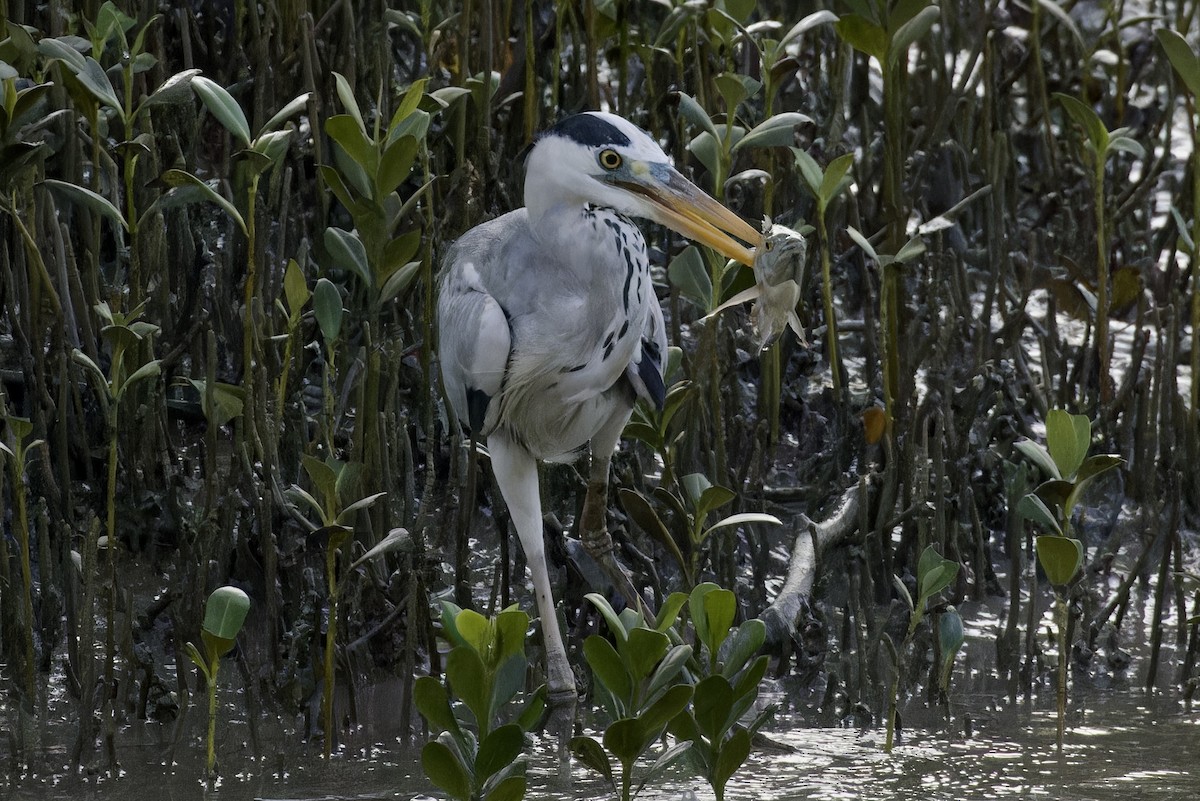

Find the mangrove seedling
[[287, 454, 386, 757], [885, 545, 960, 752], [1016, 409, 1121, 751], [571, 593, 694, 801], [1157, 29, 1200, 419], [1052, 94, 1146, 407], [185, 585, 251, 778], [794, 150, 855, 397], [0, 415, 43, 708], [618, 472, 781, 588], [669, 584, 773, 801], [415, 603, 546, 801]]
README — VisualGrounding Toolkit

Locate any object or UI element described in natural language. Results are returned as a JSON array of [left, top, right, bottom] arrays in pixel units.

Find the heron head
[[524, 112, 758, 266]]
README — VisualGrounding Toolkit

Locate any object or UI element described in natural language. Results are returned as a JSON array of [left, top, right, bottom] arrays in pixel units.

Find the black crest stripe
[[546, 114, 632, 147]]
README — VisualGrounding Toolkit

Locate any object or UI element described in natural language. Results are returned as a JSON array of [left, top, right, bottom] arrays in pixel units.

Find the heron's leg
[[579, 409, 651, 616], [487, 433, 576, 703]]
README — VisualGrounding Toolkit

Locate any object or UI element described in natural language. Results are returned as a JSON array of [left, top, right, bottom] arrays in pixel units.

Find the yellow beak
[[614, 165, 760, 267]]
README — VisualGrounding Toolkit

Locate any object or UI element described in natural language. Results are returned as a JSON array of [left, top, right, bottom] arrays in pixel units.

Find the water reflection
[[5, 673, 1197, 800]]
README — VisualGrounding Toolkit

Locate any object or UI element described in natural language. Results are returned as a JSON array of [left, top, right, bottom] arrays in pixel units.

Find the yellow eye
[[598, 149, 622, 170]]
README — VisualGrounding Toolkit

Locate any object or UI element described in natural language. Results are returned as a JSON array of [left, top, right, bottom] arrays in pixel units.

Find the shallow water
[[5, 680, 1197, 801]]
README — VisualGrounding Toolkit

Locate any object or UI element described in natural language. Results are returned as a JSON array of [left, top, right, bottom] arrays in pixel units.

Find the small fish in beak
[[751, 219, 807, 350]]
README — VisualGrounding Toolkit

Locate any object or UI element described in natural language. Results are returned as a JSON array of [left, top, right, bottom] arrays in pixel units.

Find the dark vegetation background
[[1, 0, 1199, 771]]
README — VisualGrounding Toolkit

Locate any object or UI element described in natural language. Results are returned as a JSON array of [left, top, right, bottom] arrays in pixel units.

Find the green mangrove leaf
[[484, 775, 526, 801], [1107, 135, 1145, 159], [515, 684, 546, 732], [283, 259, 310, 317], [1036, 535, 1083, 587], [422, 740, 472, 801], [696, 486, 737, 524], [653, 591, 689, 634], [583, 634, 632, 708], [1014, 437, 1061, 481], [675, 92, 718, 142], [1074, 454, 1122, 484], [887, 5, 940, 68], [157, 169, 246, 233], [731, 653, 769, 705], [383, 229, 422, 280], [836, 14, 887, 62], [569, 736, 614, 785], [668, 245, 712, 309], [379, 261, 421, 305], [42, 178, 127, 231], [76, 55, 122, 112], [715, 72, 759, 116], [250, 128, 293, 167], [332, 71, 366, 132], [313, 277, 343, 341], [604, 717, 650, 769], [414, 675, 461, 737], [846, 225, 878, 261], [689, 582, 720, 649], [938, 606, 964, 690], [819, 152, 856, 206], [1018, 492, 1064, 537], [793, 148, 823, 194], [694, 675, 735, 741], [714, 727, 753, 795], [69, 348, 106, 388], [475, 724, 524, 786], [1046, 409, 1090, 479], [644, 644, 692, 703], [1037, 0, 1086, 49], [192, 75, 250, 147], [780, 10, 840, 48], [494, 607, 530, 663], [37, 36, 87, 72], [452, 607, 489, 657], [139, 68, 201, 110], [183, 640, 209, 678], [336, 491, 387, 525], [324, 227, 372, 287], [640, 682, 693, 734], [620, 488, 687, 579], [585, 592, 629, 643], [491, 650, 527, 714], [702, 588, 738, 658], [703, 512, 784, 540], [894, 236, 926, 264], [1055, 93, 1108, 153], [378, 135, 418, 197], [429, 85, 472, 108], [260, 91, 310, 135], [626, 626, 670, 685], [893, 573, 915, 611], [446, 646, 489, 728], [202, 585, 250, 640], [917, 546, 958, 603], [326, 113, 376, 174], [721, 618, 766, 678], [1157, 29, 1200, 99]]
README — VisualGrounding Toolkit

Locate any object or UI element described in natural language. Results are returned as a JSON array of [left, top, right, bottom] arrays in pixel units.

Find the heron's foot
[[545, 688, 577, 782], [579, 479, 614, 557]]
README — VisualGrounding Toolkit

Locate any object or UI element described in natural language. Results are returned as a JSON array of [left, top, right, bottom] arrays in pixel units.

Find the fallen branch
[[761, 475, 871, 647]]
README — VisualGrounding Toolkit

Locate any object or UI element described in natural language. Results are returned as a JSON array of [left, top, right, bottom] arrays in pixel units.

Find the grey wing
[[437, 258, 512, 434], [624, 301, 668, 410]]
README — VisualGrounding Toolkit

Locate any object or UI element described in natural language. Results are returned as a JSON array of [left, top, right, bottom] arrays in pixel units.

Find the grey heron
[[436, 111, 759, 707]]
